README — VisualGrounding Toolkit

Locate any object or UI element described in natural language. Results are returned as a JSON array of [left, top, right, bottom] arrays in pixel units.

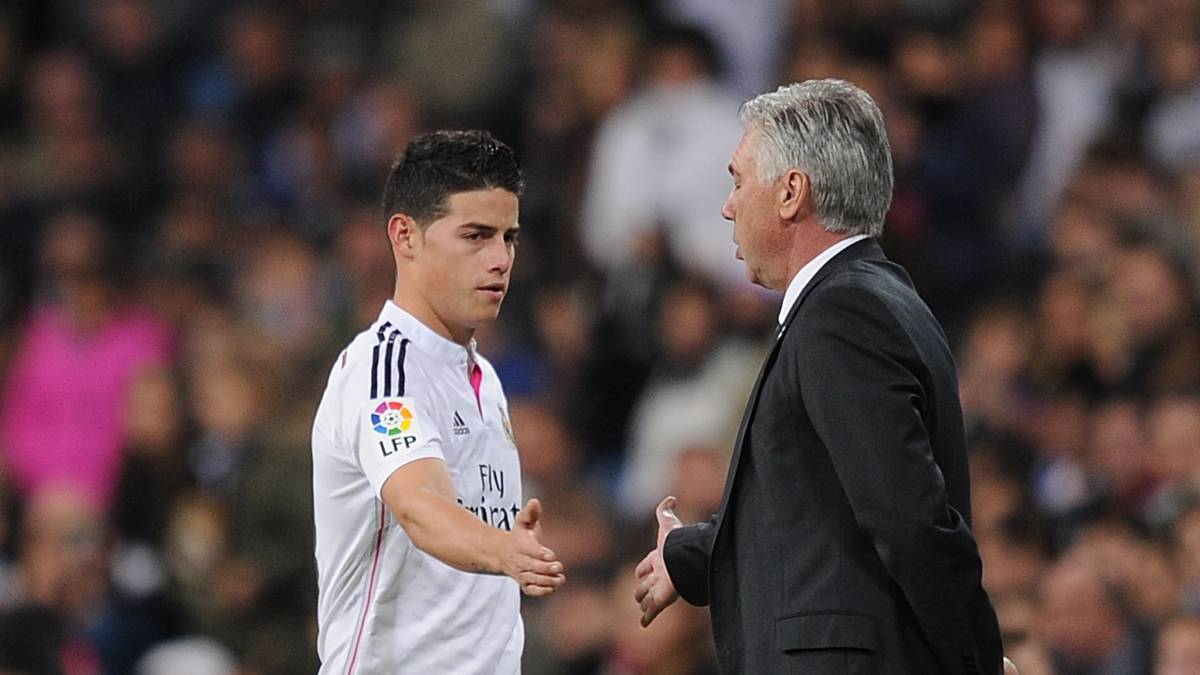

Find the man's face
[[410, 188, 519, 335], [721, 127, 787, 290], [1158, 622, 1200, 675]]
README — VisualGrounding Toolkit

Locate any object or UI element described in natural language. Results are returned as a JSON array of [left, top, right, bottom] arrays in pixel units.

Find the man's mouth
[[478, 283, 506, 300]]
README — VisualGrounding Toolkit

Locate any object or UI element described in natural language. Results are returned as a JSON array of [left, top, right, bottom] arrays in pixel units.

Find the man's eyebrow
[[460, 223, 498, 233], [460, 223, 521, 236], [728, 163, 737, 177]]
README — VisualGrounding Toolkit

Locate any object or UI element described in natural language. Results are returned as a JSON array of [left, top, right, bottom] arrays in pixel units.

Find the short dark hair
[[381, 130, 524, 227]]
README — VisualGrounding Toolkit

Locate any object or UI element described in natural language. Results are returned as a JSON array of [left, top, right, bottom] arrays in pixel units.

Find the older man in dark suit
[[634, 79, 1014, 674]]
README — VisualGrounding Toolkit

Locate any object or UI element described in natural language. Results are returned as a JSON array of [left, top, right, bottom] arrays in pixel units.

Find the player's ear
[[778, 168, 811, 221], [388, 213, 420, 260]]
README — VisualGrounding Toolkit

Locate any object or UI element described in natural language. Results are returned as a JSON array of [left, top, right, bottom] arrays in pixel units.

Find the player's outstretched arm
[[381, 458, 565, 596]]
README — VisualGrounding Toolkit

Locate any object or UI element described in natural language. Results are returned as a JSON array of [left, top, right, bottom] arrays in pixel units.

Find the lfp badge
[[371, 398, 423, 457], [373, 400, 413, 437]]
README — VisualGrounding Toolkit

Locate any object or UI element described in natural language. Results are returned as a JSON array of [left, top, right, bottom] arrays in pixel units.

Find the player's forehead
[[436, 188, 519, 230]]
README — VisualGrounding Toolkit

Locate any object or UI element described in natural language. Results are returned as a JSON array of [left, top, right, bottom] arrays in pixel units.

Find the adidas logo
[[452, 411, 471, 436]]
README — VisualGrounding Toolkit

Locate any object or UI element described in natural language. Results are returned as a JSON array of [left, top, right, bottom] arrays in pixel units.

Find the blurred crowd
[[0, 0, 1199, 673]]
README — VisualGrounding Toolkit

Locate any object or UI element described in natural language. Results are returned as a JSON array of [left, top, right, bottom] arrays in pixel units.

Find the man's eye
[[466, 233, 484, 241]]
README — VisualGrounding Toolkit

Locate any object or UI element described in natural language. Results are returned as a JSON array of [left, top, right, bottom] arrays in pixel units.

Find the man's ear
[[388, 213, 420, 260], [778, 169, 811, 221]]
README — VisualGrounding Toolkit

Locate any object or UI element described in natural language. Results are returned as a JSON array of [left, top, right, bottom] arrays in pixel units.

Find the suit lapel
[[713, 239, 885, 530]]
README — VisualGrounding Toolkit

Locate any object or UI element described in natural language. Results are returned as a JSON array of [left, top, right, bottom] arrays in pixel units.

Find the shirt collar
[[777, 234, 869, 326], [379, 300, 477, 366]]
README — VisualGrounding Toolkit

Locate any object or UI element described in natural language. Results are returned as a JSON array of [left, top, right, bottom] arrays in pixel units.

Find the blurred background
[[0, 0, 1199, 673]]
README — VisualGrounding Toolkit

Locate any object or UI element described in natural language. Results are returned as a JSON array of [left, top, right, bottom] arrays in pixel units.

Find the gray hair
[[739, 79, 894, 237]]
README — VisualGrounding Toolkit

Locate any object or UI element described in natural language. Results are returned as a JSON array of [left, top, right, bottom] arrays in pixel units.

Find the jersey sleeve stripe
[[395, 338, 409, 396], [369, 321, 392, 399], [383, 330, 400, 396]]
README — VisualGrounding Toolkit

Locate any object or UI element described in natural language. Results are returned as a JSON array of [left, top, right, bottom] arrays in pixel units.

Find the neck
[[60, 280, 113, 332], [778, 222, 852, 291], [392, 280, 474, 348]]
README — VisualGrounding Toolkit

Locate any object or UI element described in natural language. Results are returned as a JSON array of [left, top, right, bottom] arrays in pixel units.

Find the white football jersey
[[312, 301, 524, 674]]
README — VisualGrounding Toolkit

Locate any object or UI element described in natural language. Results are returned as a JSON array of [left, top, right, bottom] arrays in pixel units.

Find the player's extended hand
[[634, 496, 683, 627], [505, 498, 565, 597]]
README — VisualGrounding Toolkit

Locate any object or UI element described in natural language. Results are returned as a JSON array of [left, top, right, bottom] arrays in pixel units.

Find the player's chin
[[470, 300, 504, 323]]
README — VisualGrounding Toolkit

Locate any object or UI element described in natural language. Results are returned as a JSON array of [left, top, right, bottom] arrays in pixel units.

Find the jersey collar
[[379, 300, 478, 366]]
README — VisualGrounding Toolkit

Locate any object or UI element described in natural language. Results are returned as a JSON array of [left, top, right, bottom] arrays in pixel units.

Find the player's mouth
[[477, 282, 506, 301]]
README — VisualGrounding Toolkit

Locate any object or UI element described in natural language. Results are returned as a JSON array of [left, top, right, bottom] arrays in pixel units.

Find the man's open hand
[[505, 499, 565, 597], [634, 496, 683, 626]]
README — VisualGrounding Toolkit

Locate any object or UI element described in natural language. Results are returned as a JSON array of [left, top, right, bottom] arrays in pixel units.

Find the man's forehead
[[441, 188, 519, 224], [732, 128, 760, 162], [444, 187, 517, 208]]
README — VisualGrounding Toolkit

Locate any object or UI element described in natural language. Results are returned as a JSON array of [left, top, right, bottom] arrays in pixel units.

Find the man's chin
[[746, 272, 775, 293], [472, 303, 503, 324]]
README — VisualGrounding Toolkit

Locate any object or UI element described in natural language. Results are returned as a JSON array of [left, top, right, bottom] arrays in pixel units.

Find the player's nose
[[486, 237, 512, 273]]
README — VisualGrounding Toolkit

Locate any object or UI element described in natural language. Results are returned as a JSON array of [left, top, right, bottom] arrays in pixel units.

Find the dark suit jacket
[[664, 239, 1002, 674]]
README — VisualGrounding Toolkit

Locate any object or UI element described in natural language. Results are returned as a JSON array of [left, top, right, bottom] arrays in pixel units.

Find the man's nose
[[720, 192, 735, 221], [488, 237, 512, 272]]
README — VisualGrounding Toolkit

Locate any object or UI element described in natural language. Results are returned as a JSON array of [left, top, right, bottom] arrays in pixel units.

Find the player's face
[[412, 188, 520, 339], [722, 127, 787, 291]]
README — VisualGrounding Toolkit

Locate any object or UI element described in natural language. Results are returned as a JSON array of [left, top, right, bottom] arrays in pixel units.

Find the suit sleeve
[[797, 285, 996, 675], [663, 516, 718, 606]]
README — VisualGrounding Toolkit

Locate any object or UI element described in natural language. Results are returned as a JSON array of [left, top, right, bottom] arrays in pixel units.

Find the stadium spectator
[[580, 25, 745, 286], [1155, 614, 1200, 675], [1038, 547, 1155, 675], [0, 211, 172, 510]]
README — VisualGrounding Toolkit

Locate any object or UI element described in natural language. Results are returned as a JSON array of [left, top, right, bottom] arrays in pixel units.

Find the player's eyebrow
[[461, 223, 498, 234], [461, 223, 521, 237], [728, 163, 737, 177]]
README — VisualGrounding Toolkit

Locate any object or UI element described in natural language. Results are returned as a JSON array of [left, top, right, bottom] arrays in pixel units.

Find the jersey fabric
[[312, 300, 524, 674]]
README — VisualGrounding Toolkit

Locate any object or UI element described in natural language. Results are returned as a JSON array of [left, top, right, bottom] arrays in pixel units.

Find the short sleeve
[[352, 395, 446, 497]]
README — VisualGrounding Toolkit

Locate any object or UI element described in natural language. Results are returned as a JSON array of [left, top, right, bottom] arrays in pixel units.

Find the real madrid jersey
[[311, 300, 524, 675]]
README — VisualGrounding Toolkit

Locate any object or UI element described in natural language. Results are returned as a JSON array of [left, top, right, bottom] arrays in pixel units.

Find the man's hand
[[503, 499, 565, 597], [634, 496, 683, 626], [1003, 657, 1019, 675]]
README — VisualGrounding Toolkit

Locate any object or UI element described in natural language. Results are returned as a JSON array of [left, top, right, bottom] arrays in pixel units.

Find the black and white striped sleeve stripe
[[370, 322, 409, 398]]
